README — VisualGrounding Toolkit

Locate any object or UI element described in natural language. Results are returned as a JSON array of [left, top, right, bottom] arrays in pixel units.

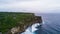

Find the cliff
[[0, 12, 42, 34]]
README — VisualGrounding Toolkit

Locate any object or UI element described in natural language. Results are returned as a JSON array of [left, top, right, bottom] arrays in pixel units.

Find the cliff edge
[[0, 12, 42, 34]]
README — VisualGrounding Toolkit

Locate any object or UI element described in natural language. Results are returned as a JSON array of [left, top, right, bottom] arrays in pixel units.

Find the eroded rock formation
[[0, 12, 42, 34], [9, 16, 42, 34]]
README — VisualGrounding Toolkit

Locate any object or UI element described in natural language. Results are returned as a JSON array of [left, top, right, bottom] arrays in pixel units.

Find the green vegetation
[[0, 12, 34, 34]]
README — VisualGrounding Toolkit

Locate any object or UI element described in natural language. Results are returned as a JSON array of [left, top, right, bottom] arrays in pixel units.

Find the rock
[[10, 16, 42, 34], [0, 12, 42, 34]]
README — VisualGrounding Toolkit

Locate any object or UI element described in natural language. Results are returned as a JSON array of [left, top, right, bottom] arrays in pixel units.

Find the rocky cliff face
[[0, 12, 42, 34], [8, 16, 42, 34]]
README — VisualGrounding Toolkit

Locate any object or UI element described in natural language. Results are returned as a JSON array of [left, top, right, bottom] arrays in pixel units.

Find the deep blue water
[[1, 13, 60, 34], [34, 13, 60, 34]]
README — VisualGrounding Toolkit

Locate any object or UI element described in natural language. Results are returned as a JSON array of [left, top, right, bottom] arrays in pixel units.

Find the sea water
[[22, 13, 60, 34], [22, 23, 41, 34], [34, 13, 60, 34]]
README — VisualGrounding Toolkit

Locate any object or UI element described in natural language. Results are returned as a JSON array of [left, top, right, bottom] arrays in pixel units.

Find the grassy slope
[[0, 12, 34, 34]]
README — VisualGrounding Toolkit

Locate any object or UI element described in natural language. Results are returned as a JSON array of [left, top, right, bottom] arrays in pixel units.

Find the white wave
[[22, 23, 40, 34]]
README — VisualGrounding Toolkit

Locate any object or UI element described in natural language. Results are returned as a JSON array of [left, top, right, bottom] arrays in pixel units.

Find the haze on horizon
[[0, 0, 60, 13]]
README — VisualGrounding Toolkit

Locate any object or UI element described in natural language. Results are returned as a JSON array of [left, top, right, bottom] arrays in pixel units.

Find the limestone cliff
[[0, 12, 42, 34], [8, 16, 42, 34]]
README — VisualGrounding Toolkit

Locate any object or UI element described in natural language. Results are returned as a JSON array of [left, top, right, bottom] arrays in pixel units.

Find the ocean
[[22, 13, 60, 34], [1, 13, 59, 34], [34, 13, 60, 34]]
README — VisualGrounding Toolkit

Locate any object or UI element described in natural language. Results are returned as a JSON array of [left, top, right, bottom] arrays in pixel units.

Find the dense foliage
[[0, 12, 34, 34]]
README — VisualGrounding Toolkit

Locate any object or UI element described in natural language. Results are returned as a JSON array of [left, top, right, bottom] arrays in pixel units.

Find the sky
[[0, 0, 60, 13]]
